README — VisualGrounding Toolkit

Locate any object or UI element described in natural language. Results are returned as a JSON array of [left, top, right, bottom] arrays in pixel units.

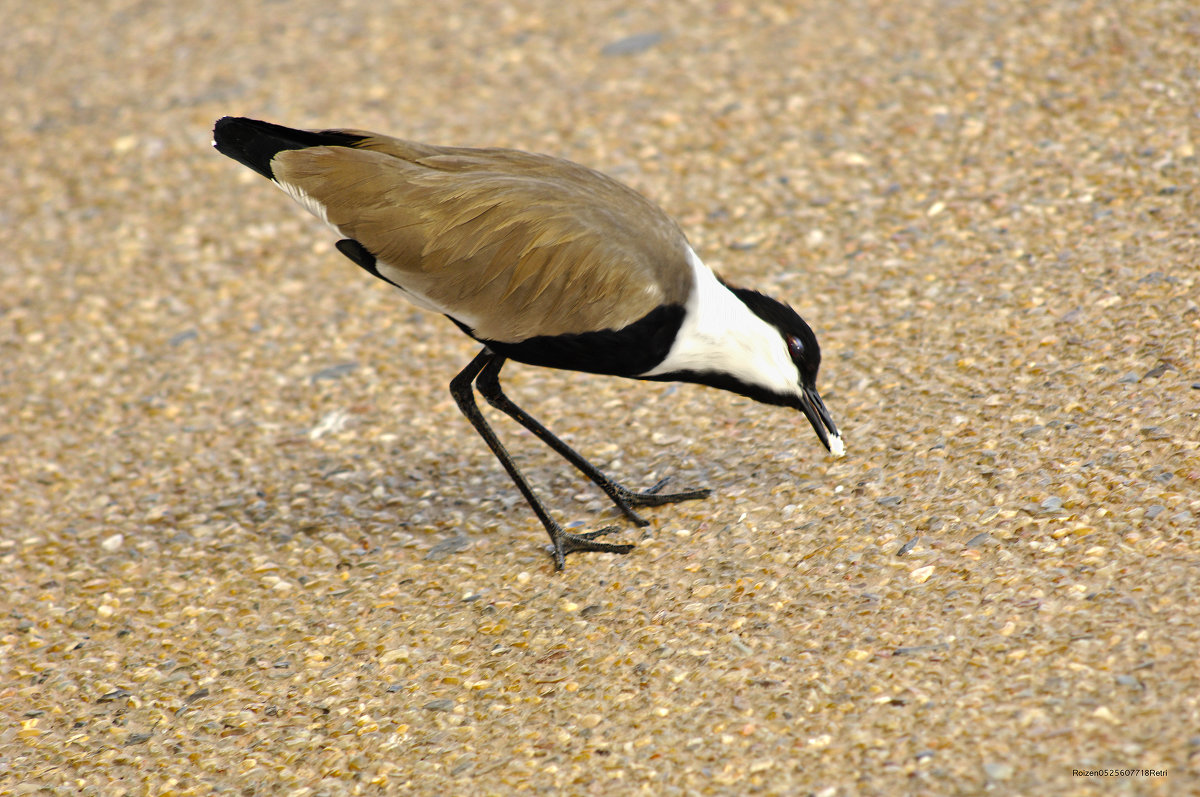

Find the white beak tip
[[827, 434, 845, 458]]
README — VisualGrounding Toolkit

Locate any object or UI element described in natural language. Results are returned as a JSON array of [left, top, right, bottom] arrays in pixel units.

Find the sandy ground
[[2, 1, 1198, 794]]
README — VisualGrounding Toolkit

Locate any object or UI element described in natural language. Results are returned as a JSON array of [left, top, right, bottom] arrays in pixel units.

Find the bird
[[212, 116, 844, 570]]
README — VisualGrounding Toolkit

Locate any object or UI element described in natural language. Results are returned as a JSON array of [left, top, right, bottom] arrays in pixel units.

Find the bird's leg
[[451, 349, 633, 570], [474, 355, 711, 527]]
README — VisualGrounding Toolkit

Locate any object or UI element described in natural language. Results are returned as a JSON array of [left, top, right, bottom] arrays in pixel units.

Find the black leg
[[450, 348, 634, 570], [474, 355, 710, 525]]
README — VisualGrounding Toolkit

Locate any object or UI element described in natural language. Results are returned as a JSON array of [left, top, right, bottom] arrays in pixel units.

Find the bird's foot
[[611, 477, 712, 525], [550, 526, 634, 571]]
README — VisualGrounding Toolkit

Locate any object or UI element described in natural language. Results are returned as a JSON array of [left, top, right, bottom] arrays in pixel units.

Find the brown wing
[[271, 135, 693, 342]]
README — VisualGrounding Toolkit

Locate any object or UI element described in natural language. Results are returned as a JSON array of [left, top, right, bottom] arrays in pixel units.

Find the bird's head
[[640, 256, 845, 458], [722, 286, 845, 457]]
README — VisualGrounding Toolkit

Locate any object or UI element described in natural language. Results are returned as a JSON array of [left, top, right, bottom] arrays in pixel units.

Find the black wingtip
[[212, 116, 369, 180], [212, 117, 283, 179]]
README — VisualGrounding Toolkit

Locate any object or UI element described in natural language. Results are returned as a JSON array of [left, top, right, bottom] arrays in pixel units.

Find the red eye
[[786, 335, 805, 361]]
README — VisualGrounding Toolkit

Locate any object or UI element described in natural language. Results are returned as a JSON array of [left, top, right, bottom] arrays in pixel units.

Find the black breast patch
[[472, 304, 686, 378]]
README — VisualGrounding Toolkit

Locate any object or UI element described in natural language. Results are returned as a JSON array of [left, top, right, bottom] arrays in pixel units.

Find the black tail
[[212, 117, 367, 180]]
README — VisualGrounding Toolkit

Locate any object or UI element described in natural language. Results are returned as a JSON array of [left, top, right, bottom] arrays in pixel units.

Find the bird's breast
[[478, 303, 687, 378]]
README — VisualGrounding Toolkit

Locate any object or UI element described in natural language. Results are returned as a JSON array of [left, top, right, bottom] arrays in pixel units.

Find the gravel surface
[[3, 1, 1198, 794]]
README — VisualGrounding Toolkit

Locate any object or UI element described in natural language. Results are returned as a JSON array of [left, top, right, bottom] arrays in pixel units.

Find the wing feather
[[271, 136, 693, 341]]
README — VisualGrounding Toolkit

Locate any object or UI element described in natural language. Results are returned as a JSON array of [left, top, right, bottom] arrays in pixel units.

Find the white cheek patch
[[644, 248, 800, 400]]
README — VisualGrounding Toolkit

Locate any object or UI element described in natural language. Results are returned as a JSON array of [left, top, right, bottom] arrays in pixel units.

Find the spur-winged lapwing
[[212, 116, 843, 570]]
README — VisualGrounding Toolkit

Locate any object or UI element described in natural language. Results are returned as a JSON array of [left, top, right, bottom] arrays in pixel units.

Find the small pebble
[[1141, 363, 1174, 380], [97, 688, 132, 703], [910, 565, 936, 584], [168, 329, 198, 346], [601, 32, 662, 56], [984, 762, 1014, 781], [311, 361, 359, 382], [425, 535, 471, 561], [184, 688, 210, 704]]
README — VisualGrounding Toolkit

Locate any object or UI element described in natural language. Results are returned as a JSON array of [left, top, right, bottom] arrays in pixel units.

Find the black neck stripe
[[642, 368, 800, 409]]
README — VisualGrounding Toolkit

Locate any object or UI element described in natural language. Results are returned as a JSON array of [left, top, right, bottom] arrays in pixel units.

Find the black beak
[[798, 384, 844, 457]]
